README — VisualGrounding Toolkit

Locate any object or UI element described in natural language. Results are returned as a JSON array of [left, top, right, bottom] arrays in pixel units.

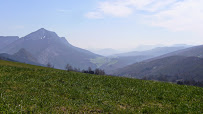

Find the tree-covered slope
[[114, 56, 203, 82], [0, 60, 202, 113]]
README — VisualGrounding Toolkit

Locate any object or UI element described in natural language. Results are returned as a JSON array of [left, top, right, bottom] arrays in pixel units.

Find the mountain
[[132, 44, 165, 51], [114, 46, 188, 57], [162, 45, 203, 57], [113, 45, 203, 81], [146, 45, 203, 62], [0, 36, 19, 49], [95, 46, 189, 74], [0, 28, 100, 69], [0, 54, 16, 62], [13, 48, 39, 63], [89, 48, 123, 56], [114, 56, 203, 82], [172, 44, 192, 47], [94, 56, 151, 74], [0, 48, 41, 66]]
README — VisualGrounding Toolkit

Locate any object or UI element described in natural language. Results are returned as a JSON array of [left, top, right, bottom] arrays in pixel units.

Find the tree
[[94, 68, 105, 75], [73, 67, 80, 72], [88, 67, 94, 74], [65, 64, 73, 71], [177, 81, 183, 85], [81, 67, 105, 75], [94, 68, 100, 75], [88, 67, 92, 72], [47, 62, 54, 68], [157, 75, 168, 82], [141, 76, 148, 80]]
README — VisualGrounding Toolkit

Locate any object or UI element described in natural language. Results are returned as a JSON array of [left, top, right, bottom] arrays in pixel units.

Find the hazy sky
[[0, 0, 203, 49]]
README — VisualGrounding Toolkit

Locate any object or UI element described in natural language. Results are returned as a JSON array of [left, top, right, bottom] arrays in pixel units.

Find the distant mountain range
[[88, 48, 123, 56], [131, 44, 165, 51], [114, 45, 203, 81], [146, 45, 203, 62], [114, 46, 189, 57], [0, 28, 100, 69], [94, 46, 190, 74]]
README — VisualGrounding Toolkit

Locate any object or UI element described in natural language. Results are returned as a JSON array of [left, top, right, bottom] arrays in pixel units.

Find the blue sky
[[0, 0, 203, 50]]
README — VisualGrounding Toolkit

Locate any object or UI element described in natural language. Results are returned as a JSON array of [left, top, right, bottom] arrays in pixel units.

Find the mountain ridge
[[0, 36, 19, 50], [0, 28, 100, 69], [113, 45, 203, 81], [145, 45, 203, 62], [0, 48, 41, 66]]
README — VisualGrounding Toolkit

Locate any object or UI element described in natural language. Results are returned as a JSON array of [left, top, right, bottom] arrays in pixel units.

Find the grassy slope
[[0, 60, 202, 113]]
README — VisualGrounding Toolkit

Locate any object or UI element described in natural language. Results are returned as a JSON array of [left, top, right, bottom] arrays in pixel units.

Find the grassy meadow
[[0, 60, 202, 113]]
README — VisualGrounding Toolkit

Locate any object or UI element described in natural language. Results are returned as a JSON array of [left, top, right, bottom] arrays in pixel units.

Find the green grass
[[90, 57, 118, 67], [0, 60, 202, 113]]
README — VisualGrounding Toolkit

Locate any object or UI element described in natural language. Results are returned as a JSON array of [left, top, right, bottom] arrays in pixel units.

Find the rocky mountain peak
[[24, 28, 60, 40]]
